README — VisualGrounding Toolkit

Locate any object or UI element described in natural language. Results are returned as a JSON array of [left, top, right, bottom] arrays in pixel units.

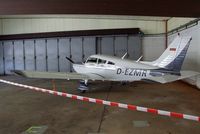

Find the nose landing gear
[[78, 80, 88, 93]]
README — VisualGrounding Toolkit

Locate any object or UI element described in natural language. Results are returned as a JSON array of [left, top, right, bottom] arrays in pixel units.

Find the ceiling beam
[[0, 28, 141, 40], [0, 0, 199, 17]]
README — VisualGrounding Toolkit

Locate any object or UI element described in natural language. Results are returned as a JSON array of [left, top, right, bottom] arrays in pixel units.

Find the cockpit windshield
[[86, 57, 97, 63], [86, 57, 108, 64]]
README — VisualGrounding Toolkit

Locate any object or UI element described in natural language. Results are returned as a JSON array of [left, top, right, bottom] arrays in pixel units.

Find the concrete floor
[[0, 76, 200, 134]]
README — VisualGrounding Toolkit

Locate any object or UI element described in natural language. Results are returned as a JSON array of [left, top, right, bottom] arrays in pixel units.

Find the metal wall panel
[[114, 36, 127, 57], [14, 40, 24, 70], [24, 40, 35, 71], [101, 37, 114, 56], [47, 39, 58, 72], [35, 39, 46, 71], [96, 37, 101, 54], [0, 42, 4, 75], [1, 35, 142, 75], [71, 37, 83, 63], [128, 36, 142, 60], [142, 36, 165, 61], [4, 41, 14, 74], [58, 38, 71, 72], [83, 37, 96, 61]]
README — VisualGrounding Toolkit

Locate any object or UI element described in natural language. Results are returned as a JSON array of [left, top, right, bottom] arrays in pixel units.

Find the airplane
[[13, 35, 199, 93]]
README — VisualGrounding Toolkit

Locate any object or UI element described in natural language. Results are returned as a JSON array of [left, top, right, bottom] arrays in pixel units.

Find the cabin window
[[98, 59, 107, 64], [107, 61, 115, 65], [86, 57, 97, 63]]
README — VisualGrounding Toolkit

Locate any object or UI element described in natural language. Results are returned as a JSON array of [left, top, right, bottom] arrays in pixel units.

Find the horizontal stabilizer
[[143, 70, 199, 84]]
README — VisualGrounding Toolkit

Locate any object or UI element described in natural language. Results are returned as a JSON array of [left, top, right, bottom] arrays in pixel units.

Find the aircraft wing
[[144, 70, 199, 84], [12, 70, 90, 80]]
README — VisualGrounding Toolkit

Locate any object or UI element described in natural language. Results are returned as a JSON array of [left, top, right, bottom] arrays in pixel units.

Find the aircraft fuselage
[[73, 61, 153, 82]]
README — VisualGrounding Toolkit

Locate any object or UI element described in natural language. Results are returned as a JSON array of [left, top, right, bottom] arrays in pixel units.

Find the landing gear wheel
[[78, 80, 88, 93], [80, 90, 86, 93], [121, 81, 127, 85]]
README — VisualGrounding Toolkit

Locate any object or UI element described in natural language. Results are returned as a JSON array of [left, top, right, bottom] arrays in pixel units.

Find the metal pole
[[165, 20, 168, 49]]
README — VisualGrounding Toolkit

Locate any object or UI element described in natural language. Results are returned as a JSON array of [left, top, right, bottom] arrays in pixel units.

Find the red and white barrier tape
[[0, 79, 200, 122]]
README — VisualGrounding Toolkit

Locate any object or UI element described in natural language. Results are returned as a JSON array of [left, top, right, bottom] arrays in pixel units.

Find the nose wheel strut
[[78, 80, 88, 93]]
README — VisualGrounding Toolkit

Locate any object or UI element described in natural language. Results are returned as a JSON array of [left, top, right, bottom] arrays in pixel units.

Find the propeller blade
[[66, 57, 74, 63]]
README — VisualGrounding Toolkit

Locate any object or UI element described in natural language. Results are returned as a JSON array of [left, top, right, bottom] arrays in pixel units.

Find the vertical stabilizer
[[152, 36, 192, 72]]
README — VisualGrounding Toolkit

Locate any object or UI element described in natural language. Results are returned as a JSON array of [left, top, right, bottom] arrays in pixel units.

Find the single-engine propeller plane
[[13, 35, 199, 93]]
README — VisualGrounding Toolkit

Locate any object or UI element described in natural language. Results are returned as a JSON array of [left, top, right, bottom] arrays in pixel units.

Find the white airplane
[[13, 35, 199, 93]]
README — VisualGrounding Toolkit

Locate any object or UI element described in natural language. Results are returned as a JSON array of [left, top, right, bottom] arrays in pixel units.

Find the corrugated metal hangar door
[[0, 35, 141, 75]]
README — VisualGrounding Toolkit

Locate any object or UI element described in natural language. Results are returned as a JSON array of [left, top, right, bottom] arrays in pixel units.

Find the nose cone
[[73, 64, 83, 73], [72, 64, 78, 72]]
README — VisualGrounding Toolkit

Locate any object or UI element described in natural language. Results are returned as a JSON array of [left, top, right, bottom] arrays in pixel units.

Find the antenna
[[121, 52, 128, 59]]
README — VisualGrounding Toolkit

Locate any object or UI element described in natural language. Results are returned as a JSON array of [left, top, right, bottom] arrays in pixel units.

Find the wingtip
[[11, 70, 26, 77]]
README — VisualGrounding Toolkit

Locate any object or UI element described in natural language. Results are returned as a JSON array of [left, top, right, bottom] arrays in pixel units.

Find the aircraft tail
[[151, 35, 192, 72]]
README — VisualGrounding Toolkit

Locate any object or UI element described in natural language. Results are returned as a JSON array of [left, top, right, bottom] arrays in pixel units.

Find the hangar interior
[[0, 0, 200, 134], [0, 16, 200, 88]]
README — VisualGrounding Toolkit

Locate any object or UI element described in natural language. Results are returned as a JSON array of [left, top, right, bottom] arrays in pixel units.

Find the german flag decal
[[170, 48, 176, 51]]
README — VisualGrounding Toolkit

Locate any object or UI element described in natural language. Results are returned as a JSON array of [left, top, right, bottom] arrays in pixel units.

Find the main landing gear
[[121, 81, 128, 85], [78, 80, 88, 93]]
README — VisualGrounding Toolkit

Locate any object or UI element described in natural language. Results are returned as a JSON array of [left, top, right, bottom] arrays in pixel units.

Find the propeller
[[66, 57, 75, 64]]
